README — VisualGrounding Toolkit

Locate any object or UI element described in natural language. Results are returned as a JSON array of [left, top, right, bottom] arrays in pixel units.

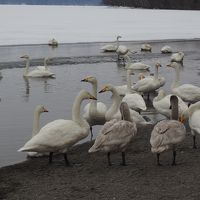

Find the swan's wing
[[190, 110, 200, 133], [36, 66, 45, 71], [100, 119, 119, 135], [100, 44, 116, 51], [122, 93, 146, 111], [20, 120, 87, 152]]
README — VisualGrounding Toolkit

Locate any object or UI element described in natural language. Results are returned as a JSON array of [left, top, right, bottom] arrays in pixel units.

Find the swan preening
[[161, 45, 172, 53], [150, 95, 186, 166], [81, 76, 107, 140], [100, 35, 122, 52], [18, 90, 97, 165], [89, 102, 137, 166], [20, 55, 55, 78], [167, 62, 200, 103]]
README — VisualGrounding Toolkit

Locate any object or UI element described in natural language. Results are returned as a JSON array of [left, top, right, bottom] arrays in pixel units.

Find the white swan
[[153, 89, 188, 119], [18, 90, 96, 165], [27, 105, 49, 157], [48, 38, 58, 47], [81, 76, 107, 140], [124, 54, 150, 70], [100, 35, 121, 52], [99, 84, 150, 125], [133, 63, 165, 99], [20, 55, 55, 78], [89, 102, 137, 166], [167, 62, 200, 103], [161, 45, 172, 53], [182, 101, 200, 148], [150, 95, 186, 166], [170, 52, 184, 62], [141, 43, 152, 51]]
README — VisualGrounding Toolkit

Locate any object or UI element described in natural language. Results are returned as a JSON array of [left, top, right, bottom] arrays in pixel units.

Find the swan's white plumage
[[100, 35, 121, 52], [18, 90, 95, 154], [171, 52, 184, 62], [141, 44, 152, 51], [161, 45, 172, 53], [153, 90, 188, 118]]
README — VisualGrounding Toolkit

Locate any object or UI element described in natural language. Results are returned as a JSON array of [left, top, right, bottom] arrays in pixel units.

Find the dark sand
[[1, 124, 200, 200]]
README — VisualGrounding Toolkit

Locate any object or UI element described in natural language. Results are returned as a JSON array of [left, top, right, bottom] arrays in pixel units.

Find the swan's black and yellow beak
[[179, 115, 185, 124], [81, 78, 88, 82], [89, 95, 97, 100], [156, 63, 162, 68], [44, 108, 49, 112], [166, 63, 172, 67], [99, 86, 108, 93]]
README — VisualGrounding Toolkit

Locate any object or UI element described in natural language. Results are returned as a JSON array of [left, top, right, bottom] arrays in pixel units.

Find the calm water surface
[[0, 39, 200, 167]]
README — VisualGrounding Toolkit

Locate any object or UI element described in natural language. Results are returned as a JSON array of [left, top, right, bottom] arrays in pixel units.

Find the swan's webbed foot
[[156, 153, 162, 166], [171, 150, 176, 166], [193, 136, 197, 149], [107, 152, 112, 166], [90, 126, 93, 141]]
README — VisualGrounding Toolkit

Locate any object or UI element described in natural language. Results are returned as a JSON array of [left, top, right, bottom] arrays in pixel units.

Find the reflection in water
[[23, 76, 54, 102]]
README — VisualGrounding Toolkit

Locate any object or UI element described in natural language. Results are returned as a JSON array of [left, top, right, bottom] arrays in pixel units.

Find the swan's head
[[81, 76, 97, 84], [138, 73, 145, 80], [120, 102, 132, 122], [79, 90, 97, 100], [20, 55, 29, 59], [35, 105, 48, 114], [117, 35, 122, 40], [155, 63, 162, 68], [98, 84, 114, 93]]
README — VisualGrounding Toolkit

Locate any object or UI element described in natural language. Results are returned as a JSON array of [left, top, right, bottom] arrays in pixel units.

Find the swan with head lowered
[[18, 90, 96, 165], [20, 55, 55, 78], [89, 102, 137, 166], [100, 35, 122, 52], [170, 52, 184, 62], [27, 105, 49, 157], [167, 62, 200, 103], [153, 89, 188, 119], [150, 95, 186, 166], [99, 84, 150, 125], [81, 76, 107, 140], [133, 63, 165, 100], [182, 101, 200, 149]]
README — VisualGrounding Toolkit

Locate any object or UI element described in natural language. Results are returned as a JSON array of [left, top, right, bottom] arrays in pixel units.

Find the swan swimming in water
[[141, 44, 152, 52], [48, 38, 58, 47], [150, 95, 186, 166], [81, 76, 107, 140], [100, 35, 121, 52], [18, 90, 97, 165], [89, 102, 137, 166], [20, 55, 55, 78], [170, 52, 184, 62], [161, 45, 172, 53]]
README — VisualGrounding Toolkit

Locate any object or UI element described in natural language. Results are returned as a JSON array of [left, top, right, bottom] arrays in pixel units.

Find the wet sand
[[1, 39, 200, 199]]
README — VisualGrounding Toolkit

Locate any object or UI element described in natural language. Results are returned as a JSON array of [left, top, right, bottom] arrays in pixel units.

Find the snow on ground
[[0, 5, 200, 45]]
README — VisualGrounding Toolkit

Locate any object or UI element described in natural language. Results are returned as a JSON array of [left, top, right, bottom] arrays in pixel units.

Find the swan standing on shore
[[182, 101, 200, 148], [81, 76, 107, 140], [153, 89, 188, 119], [89, 102, 137, 166], [20, 55, 55, 78], [167, 62, 200, 103], [18, 90, 97, 165], [100, 35, 121, 52], [133, 63, 165, 100], [150, 95, 186, 166], [161, 45, 172, 53], [27, 105, 49, 157], [170, 52, 184, 62], [99, 84, 150, 125]]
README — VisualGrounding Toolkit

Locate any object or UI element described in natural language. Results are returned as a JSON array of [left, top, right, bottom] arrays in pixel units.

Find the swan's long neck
[[125, 55, 131, 68], [172, 66, 180, 89], [44, 58, 49, 70], [24, 58, 30, 76], [72, 93, 87, 127], [89, 81, 97, 112], [154, 66, 159, 80], [106, 87, 121, 119], [116, 37, 120, 49], [32, 110, 40, 137], [126, 70, 133, 93]]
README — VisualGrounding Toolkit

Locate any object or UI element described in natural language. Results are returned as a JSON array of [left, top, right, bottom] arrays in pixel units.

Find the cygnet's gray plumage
[[88, 102, 137, 166], [150, 95, 186, 166]]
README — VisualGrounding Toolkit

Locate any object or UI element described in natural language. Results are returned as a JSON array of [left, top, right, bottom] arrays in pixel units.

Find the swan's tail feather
[[18, 146, 36, 152], [88, 146, 98, 153]]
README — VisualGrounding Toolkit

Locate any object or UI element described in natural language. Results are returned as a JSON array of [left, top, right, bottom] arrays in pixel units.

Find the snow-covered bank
[[0, 5, 200, 45]]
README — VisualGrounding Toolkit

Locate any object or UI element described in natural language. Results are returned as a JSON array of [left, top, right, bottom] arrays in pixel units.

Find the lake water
[[0, 39, 200, 168]]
